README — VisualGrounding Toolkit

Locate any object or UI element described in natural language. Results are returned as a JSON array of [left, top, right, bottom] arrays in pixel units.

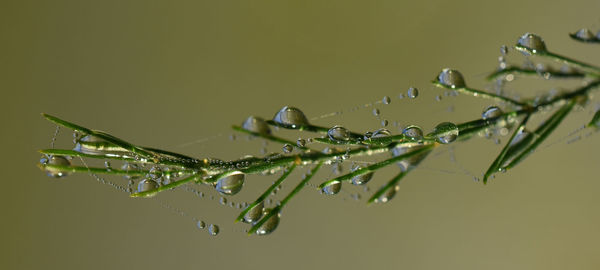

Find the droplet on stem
[[436, 69, 466, 89], [273, 106, 309, 129], [216, 171, 245, 195], [242, 116, 271, 135]]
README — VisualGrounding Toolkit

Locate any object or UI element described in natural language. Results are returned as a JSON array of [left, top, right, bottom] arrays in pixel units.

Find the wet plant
[[37, 28, 600, 236]]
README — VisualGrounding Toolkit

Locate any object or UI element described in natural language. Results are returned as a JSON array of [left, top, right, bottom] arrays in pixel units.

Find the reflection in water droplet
[[282, 144, 293, 153], [322, 181, 341, 195], [296, 138, 306, 148], [407, 87, 419, 98], [273, 106, 309, 129], [44, 156, 71, 178], [432, 122, 459, 144], [402, 125, 423, 140], [137, 179, 159, 193], [351, 166, 373, 185], [436, 69, 466, 88], [242, 201, 264, 223], [242, 116, 271, 135], [382, 96, 391, 105], [372, 108, 380, 116], [371, 128, 391, 138], [381, 119, 389, 127], [216, 171, 245, 195], [328, 125, 350, 142], [482, 106, 503, 120], [208, 224, 220, 236], [254, 211, 280, 236], [197, 220, 206, 229]]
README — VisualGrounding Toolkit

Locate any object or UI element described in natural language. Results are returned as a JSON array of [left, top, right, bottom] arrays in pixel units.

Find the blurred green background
[[2, 0, 600, 269]]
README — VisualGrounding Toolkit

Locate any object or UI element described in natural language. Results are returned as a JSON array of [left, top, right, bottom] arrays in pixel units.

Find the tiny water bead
[[208, 224, 220, 236], [321, 181, 342, 195], [44, 155, 71, 178], [407, 87, 419, 99], [372, 108, 380, 116], [327, 125, 351, 142], [296, 138, 306, 148], [254, 211, 280, 236], [382, 96, 391, 105], [215, 171, 245, 195], [242, 201, 264, 223], [500, 45, 509, 56], [273, 106, 309, 128], [402, 125, 423, 140], [282, 144, 293, 153], [482, 106, 503, 120], [432, 122, 459, 144], [242, 116, 271, 135], [381, 119, 389, 127], [516, 32, 547, 54], [137, 179, 159, 194], [436, 69, 466, 89]]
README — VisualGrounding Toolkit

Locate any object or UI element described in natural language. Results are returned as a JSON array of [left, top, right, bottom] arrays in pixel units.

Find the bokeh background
[[2, 0, 600, 269]]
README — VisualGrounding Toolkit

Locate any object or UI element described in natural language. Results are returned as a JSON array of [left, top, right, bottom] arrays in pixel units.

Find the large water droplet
[[44, 156, 71, 178], [242, 116, 271, 135], [402, 125, 423, 140], [432, 122, 459, 144], [517, 33, 547, 54], [242, 201, 264, 223], [436, 69, 466, 89], [374, 185, 400, 204], [407, 87, 419, 98], [137, 179, 159, 193], [482, 106, 503, 120], [328, 125, 350, 142], [321, 181, 341, 195], [351, 166, 373, 185], [208, 224, 220, 236], [216, 171, 245, 195], [254, 211, 280, 236], [273, 106, 309, 129]]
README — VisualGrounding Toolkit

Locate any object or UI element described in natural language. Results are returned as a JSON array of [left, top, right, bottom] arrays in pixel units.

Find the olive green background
[[2, 1, 600, 269]]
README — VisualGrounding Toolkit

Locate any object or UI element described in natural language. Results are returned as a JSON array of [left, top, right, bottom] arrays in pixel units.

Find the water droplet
[[382, 96, 391, 105], [374, 185, 400, 203], [381, 119, 389, 127], [371, 128, 391, 138], [254, 211, 280, 236], [208, 224, 220, 236], [273, 106, 309, 129], [148, 166, 162, 180], [482, 106, 503, 120], [500, 45, 509, 56], [197, 220, 206, 229], [282, 144, 293, 153], [372, 108, 380, 116], [73, 135, 127, 155], [104, 161, 111, 169], [242, 201, 264, 223], [242, 116, 271, 135], [44, 156, 71, 178], [435, 95, 442, 101], [351, 166, 373, 185], [216, 171, 245, 195], [436, 69, 466, 88], [574, 28, 595, 41], [516, 33, 547, 54], [327, 125, 350, 142], [402, 125, 423, 140], [321, 181, 341, 195], [121, 162, 141, 179], [137, 179, 159, 193], [432, 122, 459, 144], [219, 197, 227, 205], [296, 138, 306, 148], [407, 87, 419, 98]]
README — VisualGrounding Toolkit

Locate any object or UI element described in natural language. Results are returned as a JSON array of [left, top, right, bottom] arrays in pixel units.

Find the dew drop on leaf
[[402, 125, 423, 140], [328, 125, 351, 142], [242, 201, 264, 223], [254, 212, 280, 236], [44, 156, 71, 178], [351, 166, 374, 185], [436, 69, 466, 89], [321, 181, 342, 195], [482, 106, 503, 120], [432, 122, 459, 144], [517, 32, 547, 54], [137, 179, 159, 194], [242, 116, 271, 135]]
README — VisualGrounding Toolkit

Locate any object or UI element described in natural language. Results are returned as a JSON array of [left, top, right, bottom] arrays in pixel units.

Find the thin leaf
[[367, 171, 405, 204]]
